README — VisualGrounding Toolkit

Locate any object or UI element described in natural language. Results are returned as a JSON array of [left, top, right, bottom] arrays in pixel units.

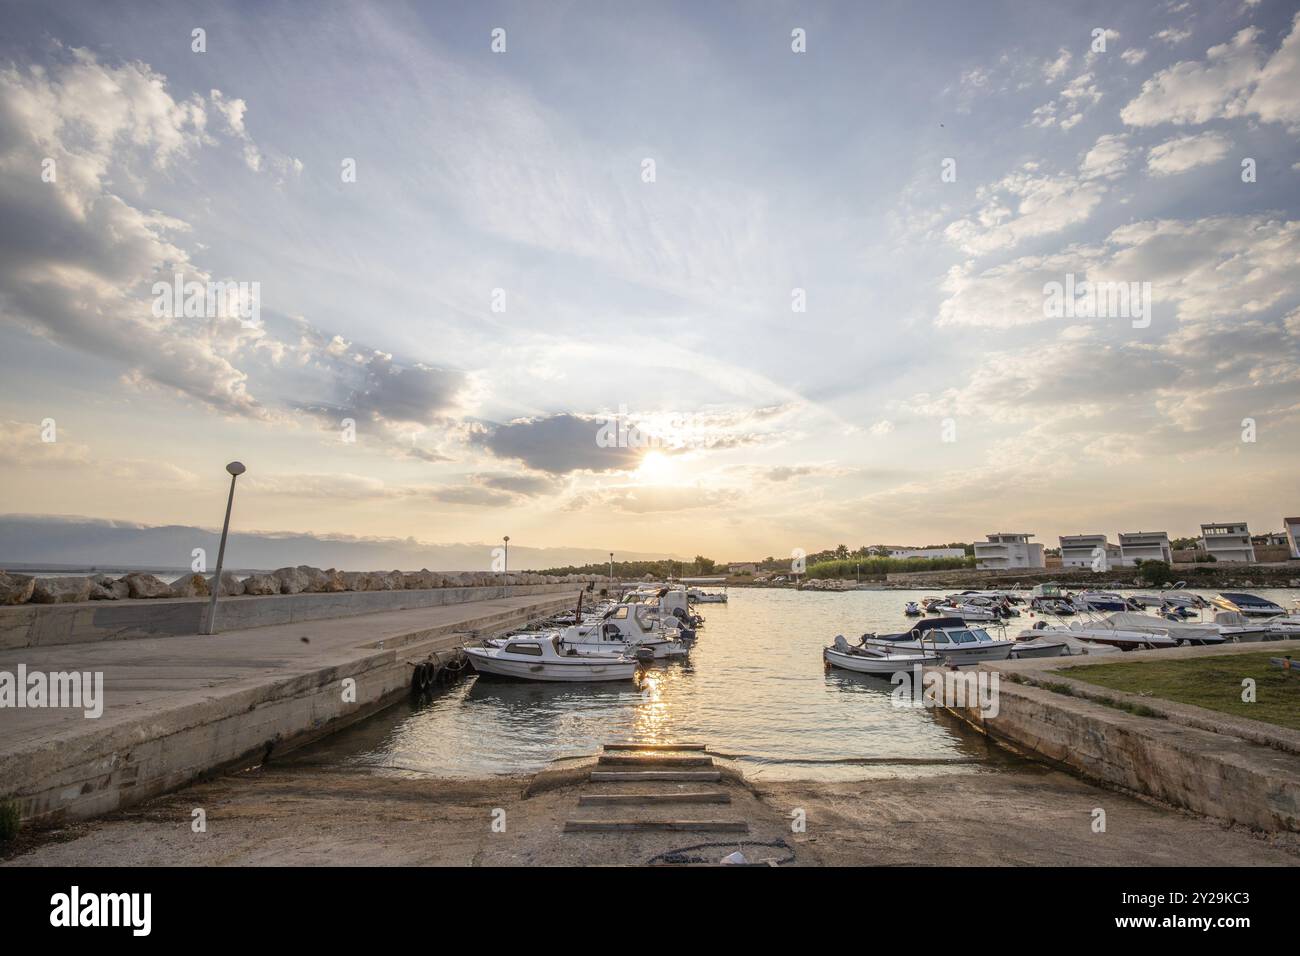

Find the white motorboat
[[861, 618, 1015, 663], [1053, 619, 1178, 650], [1102, 611, 1226, 646], [1013, 626, 1121, 656], [941, 602, 1001, 622], [824, 635, 941, 675], [465, 634, 638, 682], [904, 601, 923, 616], [1010, 637, 1069, 658], [687, 587, 728, 604], [1210, 592, 1287, 618], [1263, 615, 1300, 638], [1212, 611, 1277, 643], [561, 604, 690, 659]]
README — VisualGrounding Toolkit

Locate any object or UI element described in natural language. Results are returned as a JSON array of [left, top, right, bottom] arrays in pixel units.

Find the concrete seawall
[[0, 582, 584, 649], [0, 590, 579, 823], [942, 641, 1300, 832]]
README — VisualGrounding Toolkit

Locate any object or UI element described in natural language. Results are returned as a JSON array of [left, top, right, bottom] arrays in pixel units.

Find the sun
[[635, 450, 678, 484]]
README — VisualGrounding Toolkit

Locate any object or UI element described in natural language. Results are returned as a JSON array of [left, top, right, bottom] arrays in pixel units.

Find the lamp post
[[502, 535, 509, 575], [203, 461, 245, 635], [609, 552, 614, 584]]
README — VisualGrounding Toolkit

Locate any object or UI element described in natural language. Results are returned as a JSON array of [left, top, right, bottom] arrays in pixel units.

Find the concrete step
[[563, 819, 749, 833], [602, 742, 707, 751], [596, 754, 714, 768], [577, 791, 731, 806], [589, 770, 722, 783]]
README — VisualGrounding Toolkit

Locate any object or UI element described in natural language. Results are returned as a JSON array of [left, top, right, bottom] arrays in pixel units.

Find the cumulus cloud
[[938, 214, 1300, 329], [943, 161, 1107, 257], [1122, 15, 1300, 128], [1146, 131, 1232, 176]]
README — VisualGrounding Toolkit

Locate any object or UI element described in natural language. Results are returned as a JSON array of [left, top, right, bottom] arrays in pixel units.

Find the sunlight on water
[[285, 586, 1298, 781]]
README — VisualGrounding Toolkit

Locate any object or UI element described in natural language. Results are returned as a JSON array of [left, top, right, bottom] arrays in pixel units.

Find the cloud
[[1079, 133, 1132, 180], [1152, 27, 1193, 46], [1121, 48, 1148, 65], [943, 162, 1107, 256], [1146, 131, 1232, 176], [938, 214, 1300, 329], [1122, 15, 1300, 128], [470, 413, 645, 475]]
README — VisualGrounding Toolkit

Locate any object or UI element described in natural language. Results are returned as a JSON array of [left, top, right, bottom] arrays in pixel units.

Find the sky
[[1, 0, 1298, 567]]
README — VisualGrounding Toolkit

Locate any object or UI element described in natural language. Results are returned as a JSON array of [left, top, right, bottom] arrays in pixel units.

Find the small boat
[[920, 596, 945, 614], [1102, 611, 1225, 646], [1212, 611, 1277, 643], [861, 617, 1015, 664], [687, 587, 728, 604], [904, 601, 923, 616], [1211, 592, 1286, 618], [941, 602, 1001, 622], [465, 634, 638, 682], [824, 635, 941, 675], [1034, 598, 1076, 616], [1074, 591, 1134, 613], [1013, 626, 1121, 656], [1010, 637, 1070, 659]]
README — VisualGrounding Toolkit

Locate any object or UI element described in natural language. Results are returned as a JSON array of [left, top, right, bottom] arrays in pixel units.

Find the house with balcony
[[1284, 517, 1300, 560], [974, 533, 1045, 570], [1117, 531, 1173, 566], [1199, 522, 1256, 563], [1059, 534, 1121, 570]]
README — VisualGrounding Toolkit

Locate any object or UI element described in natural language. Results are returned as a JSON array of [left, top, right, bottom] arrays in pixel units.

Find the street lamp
[[203, 461, 245, 635], [609, 552, 614, 583], [502, 535, 509, 575]]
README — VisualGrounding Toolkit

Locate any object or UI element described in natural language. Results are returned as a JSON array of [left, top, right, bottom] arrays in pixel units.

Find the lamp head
[[226, 461, 246, 477]]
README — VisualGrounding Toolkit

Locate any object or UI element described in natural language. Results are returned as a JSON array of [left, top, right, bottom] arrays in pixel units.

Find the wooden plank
[[602, 742, 707, 751], [578, 791, 731, 806], [589, 770, 722, 782], [564, 820, 749, 833], [597, 754, 714, 768]]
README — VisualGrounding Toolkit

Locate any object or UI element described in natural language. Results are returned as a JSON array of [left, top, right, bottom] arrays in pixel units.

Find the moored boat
[[465, 634, 639, 682], [823, 635, 941, 675]]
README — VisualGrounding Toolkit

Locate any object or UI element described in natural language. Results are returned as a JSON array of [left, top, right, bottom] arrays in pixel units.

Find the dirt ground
[[5, 757, 1297, 867]]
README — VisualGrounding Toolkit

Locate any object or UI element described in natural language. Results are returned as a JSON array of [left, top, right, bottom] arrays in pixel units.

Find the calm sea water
[[286, 586, 1299, 781]]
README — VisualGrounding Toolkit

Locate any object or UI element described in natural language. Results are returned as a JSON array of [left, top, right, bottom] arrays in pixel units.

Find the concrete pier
[[942, 640, 1300, 832], [0, 589, 580, 823]]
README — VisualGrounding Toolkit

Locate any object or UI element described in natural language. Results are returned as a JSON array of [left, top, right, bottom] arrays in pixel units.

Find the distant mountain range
[[0, 514, 673, 573]]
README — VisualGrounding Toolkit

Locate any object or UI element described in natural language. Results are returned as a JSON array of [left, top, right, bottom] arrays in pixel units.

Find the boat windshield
[[947, 629, 978, 644], [969, 628, 993, 642]]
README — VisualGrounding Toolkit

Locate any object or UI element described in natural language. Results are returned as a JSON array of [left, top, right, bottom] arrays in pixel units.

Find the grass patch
[[1058, 652, 1300, 731]]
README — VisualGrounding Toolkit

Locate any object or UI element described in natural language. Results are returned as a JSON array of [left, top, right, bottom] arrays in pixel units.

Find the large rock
[[89, 574, 129, 601], [403, 569, 436, 590], [273, 566, 310, 594], [243, 573, 280, 595], [320, 568, 347, 592], [340, 571, 367, 591], [0, 571, 36, 605], [30, 575, 92, 604], [169, 573, 211, 598], [218, 571, 245, 596], [123, 572, 172, 599], [295, 566, 329, 593]]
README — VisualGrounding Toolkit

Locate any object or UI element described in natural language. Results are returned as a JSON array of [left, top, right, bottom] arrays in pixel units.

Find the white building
[[887, 547, 967, 560], [1284, 517, 1300, 560], [1199, 522, 1256, 564], [1117, 531, 1173, 567], [974, 533, 1045, 571], [1059, 534, 1121, 570]]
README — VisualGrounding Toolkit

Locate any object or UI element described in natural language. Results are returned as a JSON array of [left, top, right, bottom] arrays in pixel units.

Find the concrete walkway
[[0, 590, 579, 822]]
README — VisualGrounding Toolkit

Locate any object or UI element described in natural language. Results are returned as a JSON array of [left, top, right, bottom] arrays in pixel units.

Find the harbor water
[[286, 586, 1299, 781]]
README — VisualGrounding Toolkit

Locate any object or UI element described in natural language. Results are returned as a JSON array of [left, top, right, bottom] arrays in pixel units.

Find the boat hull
[[465, 650, 637, 682], [824, 648, 940, 675]]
